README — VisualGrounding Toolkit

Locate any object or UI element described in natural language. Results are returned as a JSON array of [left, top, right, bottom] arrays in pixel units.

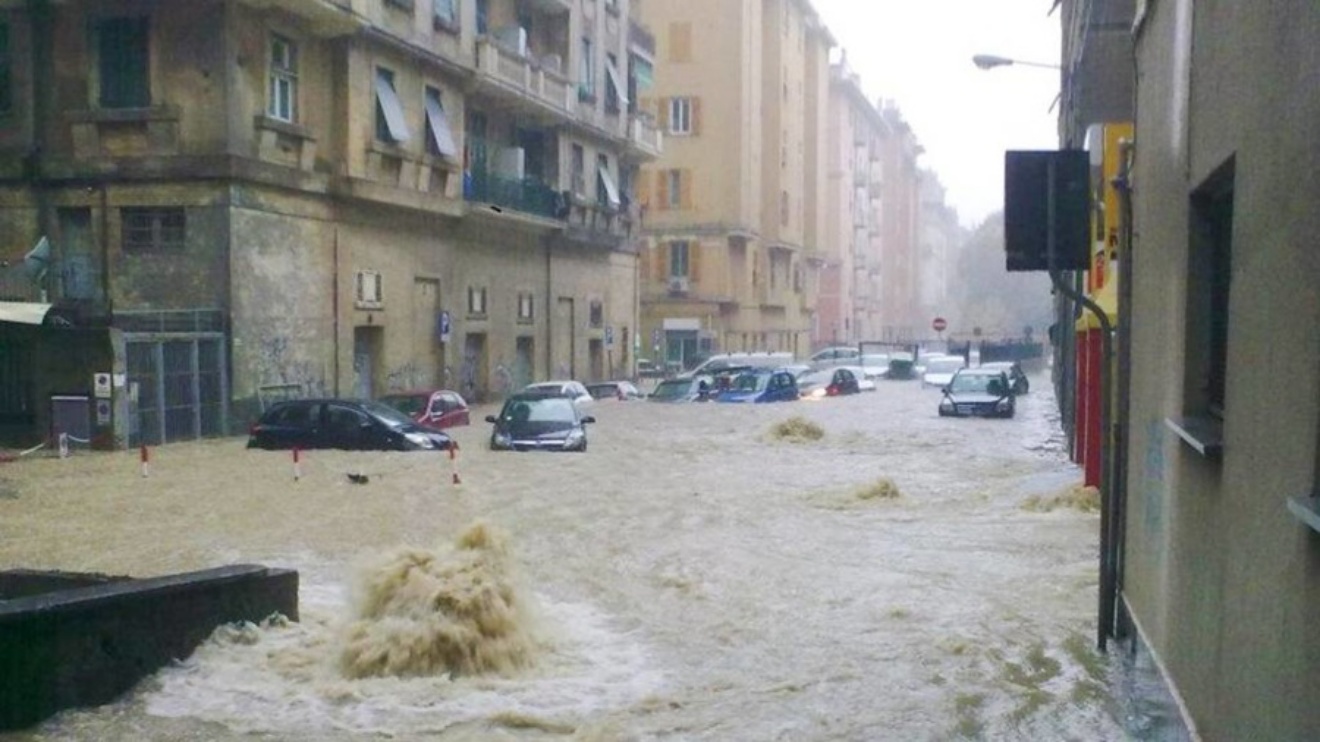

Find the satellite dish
[[23, 236, 50, 283]]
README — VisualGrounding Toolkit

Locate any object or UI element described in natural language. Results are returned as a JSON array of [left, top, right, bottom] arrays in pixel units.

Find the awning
[[424, 89, 458, 158], [605, 58, 629, 106], [0, 302, 53, 325], [597, 165, 621, 208], [375, 68, 410, 142]]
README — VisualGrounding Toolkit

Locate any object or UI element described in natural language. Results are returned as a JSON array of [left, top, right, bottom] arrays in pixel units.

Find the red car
[[376, 390, 470, 429]]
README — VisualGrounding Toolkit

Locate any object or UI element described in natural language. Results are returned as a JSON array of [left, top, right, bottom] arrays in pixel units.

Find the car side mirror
[[581, 415, 597, 424], [941, 385, 951, 394], [485, 415, 498, 424]]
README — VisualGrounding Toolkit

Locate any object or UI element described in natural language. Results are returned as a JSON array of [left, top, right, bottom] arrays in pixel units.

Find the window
[[579, 37, 594, 99], [355, 270, 383, 306], [268, 35, 297, 122], [665, 169, 682, 208], [424, 86, 457, 158], [668, 97, 691, 135], [589, 300, 603, 328], [433, 0, 458, 30], [98, 17, 150, 108], [668, 22, 692, 63], [467, 286, 487, 316], [669, 240, 690, 278], [121, 208, 185, 252], [517, 292, 535, 322], [476, 0, 488, 34], [375, 67, 409, 143], [1187, 157, 1235, 419], [0, 22, 10, 114], [385, 0, 415, 10], [597, 154, 620, 209], [605, 53, 628, 113], [571, 144, 586, 196]]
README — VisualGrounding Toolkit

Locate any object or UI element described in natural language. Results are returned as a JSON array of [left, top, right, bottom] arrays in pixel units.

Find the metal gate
[[125, 335, 228, 447]]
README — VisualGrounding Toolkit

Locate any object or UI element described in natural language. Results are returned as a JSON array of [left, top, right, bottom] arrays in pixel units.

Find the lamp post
[[972, 54, 1061, 71]]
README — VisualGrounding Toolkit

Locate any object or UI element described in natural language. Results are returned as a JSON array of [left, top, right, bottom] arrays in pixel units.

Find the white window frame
[[375, 67, 410, 143], [433, 0, 458, 29], [355, 270, 383, 308], [668, 97, 692, 135], [467, 285, 487, 316], [268, 34, 297, 122], [517, 291, 535, 322], [580, 37, 595, 96], [424, 85, 458, 158]]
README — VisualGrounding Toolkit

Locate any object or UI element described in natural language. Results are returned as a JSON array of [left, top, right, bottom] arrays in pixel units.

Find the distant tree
[[948, 212, 1053, 338]]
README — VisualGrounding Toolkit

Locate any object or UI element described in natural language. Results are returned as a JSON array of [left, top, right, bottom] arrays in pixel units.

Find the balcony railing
[[475, 38, 575, 118], [463, 168, 560, 220], [626, 114, 663, 158]]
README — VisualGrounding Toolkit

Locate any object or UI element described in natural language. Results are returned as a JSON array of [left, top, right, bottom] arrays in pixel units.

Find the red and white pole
[[140, 444, 150, 478], [449, 441, 461, 486], [293, 447, 302, 481]]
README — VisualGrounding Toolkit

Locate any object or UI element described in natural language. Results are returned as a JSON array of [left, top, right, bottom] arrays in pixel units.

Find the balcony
[[463, 168, 560, 221], [624, 114, 663, 160], [474, 38, 575, 122], [235, 0, 362, 36]]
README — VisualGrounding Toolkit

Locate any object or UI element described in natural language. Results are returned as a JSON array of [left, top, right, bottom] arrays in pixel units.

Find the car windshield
[[500, 396, 577, 423], [650, 380, 692, 400], [378, 394, 427, 416], [732, 373, 769, 392], [525, 384, 568, 396], [949, 373, 1002, 394], [358, 399, 418, 427]]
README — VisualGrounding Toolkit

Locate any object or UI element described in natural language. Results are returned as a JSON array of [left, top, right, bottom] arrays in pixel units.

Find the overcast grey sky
[[814, 0, 1062, 227]]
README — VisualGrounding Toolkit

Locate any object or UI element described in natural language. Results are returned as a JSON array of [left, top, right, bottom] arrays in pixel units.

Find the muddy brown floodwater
[[0, 374, 1137, 741]]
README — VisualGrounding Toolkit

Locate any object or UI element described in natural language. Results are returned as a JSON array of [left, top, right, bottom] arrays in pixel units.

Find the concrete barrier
[[0, 564, 298, 731]]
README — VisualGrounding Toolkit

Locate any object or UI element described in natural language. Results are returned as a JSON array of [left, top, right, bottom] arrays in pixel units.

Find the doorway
[[462, 332, 488, 402], [353, 326, 382, 400]]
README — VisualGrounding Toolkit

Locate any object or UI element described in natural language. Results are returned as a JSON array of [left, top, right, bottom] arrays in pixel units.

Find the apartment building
[[874, 103, 922, 342], [916, 170, 961, 330], [0, 0, 660, 448], [636, 0, 831, 367], [822, 58, 886, 346]]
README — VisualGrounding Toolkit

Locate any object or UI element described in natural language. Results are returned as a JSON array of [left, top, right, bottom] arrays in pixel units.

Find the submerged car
[[938, 368, 1016, 419], [647, 376, 715, 403], [922, 357, 967, 389], [980, 361, 1030, 395], [716, 369, 800, 404], [376, 389, 470, 429], [797, 367, 863, 399], [486, 393, 596, 452], [247, 399, 455, 451], [586, 380, 644, 401]]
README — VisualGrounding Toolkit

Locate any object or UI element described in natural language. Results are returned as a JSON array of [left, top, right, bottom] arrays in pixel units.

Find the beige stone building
[[0, 0, 660, 447], [821, 57, 886, 346], [636, 0, 831, 367]]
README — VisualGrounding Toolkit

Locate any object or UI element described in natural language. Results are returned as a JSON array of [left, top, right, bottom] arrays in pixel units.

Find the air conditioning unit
[[355, 270, 383, 307], [667, 276, 690, 294], [495, 147, 525, 180]]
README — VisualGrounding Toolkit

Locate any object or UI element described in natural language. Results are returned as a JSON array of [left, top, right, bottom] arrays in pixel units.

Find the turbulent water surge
[[0, 373, 1149, 740]]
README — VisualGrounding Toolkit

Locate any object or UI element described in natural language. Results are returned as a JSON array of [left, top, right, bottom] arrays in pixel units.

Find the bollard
[[449, 441, 461, 486], [58, 433, 69, 460], [292, 447, 302, 482], [140, 444, 150, 478]]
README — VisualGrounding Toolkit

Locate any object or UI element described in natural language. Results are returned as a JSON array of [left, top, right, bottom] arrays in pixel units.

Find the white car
[[522, 380, 593, 408], [921, 357, 966, 389]]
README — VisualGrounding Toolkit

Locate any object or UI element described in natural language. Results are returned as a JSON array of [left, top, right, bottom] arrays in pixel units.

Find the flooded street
[[0, 374, 1132, 740]]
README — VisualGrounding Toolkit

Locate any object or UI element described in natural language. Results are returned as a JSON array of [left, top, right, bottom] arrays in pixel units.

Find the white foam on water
[[143, 590, 663, 736]]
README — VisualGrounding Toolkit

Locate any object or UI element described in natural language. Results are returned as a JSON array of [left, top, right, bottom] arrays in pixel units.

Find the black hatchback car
[[486, 393, 595, 452], [247, 399, 454, 451]]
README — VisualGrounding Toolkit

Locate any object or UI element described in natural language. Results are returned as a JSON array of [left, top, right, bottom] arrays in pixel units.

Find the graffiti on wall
[[254, 335, 327, 397], [385, 361, 423, 392]]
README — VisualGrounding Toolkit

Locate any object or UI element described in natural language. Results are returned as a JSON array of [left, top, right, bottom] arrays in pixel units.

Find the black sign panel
[[1004, 150, 1091, 272]]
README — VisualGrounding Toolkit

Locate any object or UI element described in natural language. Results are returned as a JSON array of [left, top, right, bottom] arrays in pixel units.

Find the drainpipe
[[1045, 160, 1116, 652], [545, 239, 553, 375], [1110, 139, 1136, 641]]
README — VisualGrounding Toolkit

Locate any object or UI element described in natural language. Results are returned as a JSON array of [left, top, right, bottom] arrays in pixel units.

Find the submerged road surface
[[1, 373, 1141, 740]]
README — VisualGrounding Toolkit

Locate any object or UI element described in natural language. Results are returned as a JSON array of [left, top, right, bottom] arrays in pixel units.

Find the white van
[[680, 352, 797, 378]]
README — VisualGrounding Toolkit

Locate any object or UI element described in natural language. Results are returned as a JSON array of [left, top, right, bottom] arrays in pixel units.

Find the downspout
[[1045, 159, 1116, 652], [1111, 138, 1135, 641], [545, 240, 553, 376]]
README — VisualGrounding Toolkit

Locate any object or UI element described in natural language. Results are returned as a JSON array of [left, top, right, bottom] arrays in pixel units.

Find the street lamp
[[972, 54, 1061, 71]]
